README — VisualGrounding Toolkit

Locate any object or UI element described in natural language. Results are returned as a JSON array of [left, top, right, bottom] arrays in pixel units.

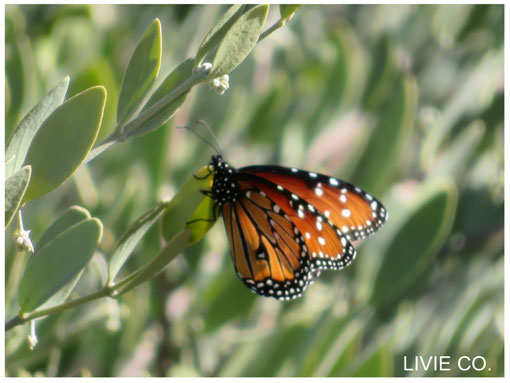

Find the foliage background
[[5, 4, 504, 377]]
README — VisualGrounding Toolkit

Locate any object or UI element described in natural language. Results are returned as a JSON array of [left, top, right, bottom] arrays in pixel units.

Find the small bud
[[27, 320, 38, 350], [14, 228, 34, 253], [14, 210, 34, 253], [209, 73, 230, 96], [198, 62, 212, 74]]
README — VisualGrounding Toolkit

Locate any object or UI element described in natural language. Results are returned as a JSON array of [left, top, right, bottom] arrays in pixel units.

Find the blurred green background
[[5, 4, 503, 377]]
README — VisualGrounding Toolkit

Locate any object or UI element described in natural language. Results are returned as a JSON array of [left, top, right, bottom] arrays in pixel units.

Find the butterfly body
[[208, 155, 388, 300]]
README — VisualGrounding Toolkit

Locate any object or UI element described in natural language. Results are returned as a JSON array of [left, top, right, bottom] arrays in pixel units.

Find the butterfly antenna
[[196, 120, 223, 156], [178, 121, 222, 155]]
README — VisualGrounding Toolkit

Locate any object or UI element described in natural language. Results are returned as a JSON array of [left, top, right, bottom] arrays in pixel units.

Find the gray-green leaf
[[279, 5, 302, 22], [37, 205, 91, 251], [129, 58, 195, 137], [5, 76, 69, 179], [18, 218, 103, 313], [117, 18, 162, 126], [209, 4, 269, 79], [108, 200, 169, 282], [352, 75, 417, 195], [195, 5, 246, 67], [5, 165, 31, 228], [115, 229, 191, 296], [370, 179, 458, 306], [22, 86, 106, 202]]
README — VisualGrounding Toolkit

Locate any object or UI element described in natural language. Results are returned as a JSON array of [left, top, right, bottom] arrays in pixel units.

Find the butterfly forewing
[[240, 165, 388, 241]]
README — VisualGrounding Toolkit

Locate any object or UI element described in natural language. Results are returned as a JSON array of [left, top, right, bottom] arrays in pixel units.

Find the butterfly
[[205, 155, 388, 300]]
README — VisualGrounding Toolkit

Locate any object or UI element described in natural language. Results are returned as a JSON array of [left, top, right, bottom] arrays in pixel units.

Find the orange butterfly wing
[[240, 166, 388, 242], [210, 155, 387, 300]]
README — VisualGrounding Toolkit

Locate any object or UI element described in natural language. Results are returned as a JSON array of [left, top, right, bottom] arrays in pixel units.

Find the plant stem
[[5, 286, 111, 332], [122, 68, 208, 137], [83, 67, 209, 166], [258, 19, 285, 43]]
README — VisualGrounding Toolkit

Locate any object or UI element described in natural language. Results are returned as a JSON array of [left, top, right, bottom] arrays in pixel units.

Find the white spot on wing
[[342, 209, 351, 218], [329, 178, 339, 186], [315, 187, 323, 196], [318, 237, 326, 246]]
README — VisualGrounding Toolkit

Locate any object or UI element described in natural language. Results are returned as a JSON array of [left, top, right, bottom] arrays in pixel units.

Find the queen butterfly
[[206, 155, 388, 300]]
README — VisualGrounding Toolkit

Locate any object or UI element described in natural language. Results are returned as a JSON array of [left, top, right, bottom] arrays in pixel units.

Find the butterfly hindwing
[[222, 182, 315, 300]]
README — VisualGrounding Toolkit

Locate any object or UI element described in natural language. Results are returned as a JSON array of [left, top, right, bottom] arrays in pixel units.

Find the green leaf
[[130, 58, 194, 137], [37, 205, 91, 251], [18, 218, 103, 313], [5, 165, 31, 228], [209, 4, 269, 78], [115, 229, 191, 295], [108, 200, 169, 282], [279, 5, 303, 22], [22, 86, 106, 202], [117, 18, 162, 126], [428, 120, 485, 179], [352, 74, 418, 195], [420, 48, 502, 168], [200, 269, 257, 334], [5, 76, 69, 179], [351, 343, 394, 377], [195, 5, 246, 67], [185, 195, 217, 244], [362, 36, 397, 111], [37, 269, 85, 311], [370, 179, 458, 307], [161, 165, 216, 243]]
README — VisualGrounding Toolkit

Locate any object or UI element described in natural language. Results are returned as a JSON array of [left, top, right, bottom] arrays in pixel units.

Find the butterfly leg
[[186, 217, 217, 224], [186, 205, 219, 225], [193, 170, 213, 180], [199, 189, 214, 198]]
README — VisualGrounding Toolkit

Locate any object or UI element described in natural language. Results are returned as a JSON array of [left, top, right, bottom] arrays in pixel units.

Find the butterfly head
[[210, 155, 238, 207]]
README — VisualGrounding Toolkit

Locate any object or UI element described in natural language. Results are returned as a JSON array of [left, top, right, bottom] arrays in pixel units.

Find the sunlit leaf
[[5, 165, 31, 228], [6, 76, 69, 179], [108, 200, 169, 282], [130, 58, 194, 137], [22, 86, 106, 202], [209, 4, 269, 78], [117, 18, 162, 126], [18, 218, 103, 313], [195, 5, 246, 67]]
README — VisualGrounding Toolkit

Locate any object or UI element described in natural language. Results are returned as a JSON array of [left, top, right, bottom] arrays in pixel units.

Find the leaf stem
[[5, 286, 111, 332], [258, 18, 285, 43], [83, 66, 209, 166]]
